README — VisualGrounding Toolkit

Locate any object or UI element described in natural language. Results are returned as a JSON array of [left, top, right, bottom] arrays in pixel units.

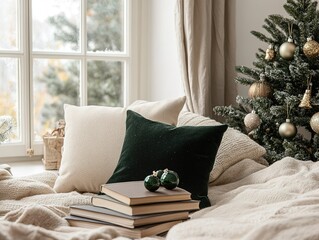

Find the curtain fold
[[175, 0, 237, 118]]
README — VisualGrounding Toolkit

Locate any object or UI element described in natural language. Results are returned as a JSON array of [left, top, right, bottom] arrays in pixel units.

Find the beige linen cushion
[[54, 96, 186, 193], [177, 111, 266, 182]]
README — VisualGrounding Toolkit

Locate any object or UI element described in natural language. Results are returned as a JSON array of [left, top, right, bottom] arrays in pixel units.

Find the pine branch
[[250, 31, 273, 44], [268, 15, 295, 38], [283, 4, 300, 20], [253, 60, 266, 69], [234, 76, 255, 85], [308, 7, 319, 37], [306, 2, 318, 21], [267, 69, 289, 87], [286, 0, 299, 10], [236, 95, 252, 111], [250, 98, 274, 116], [288, 61, 310, 82], [263, 19, 286, 43], [235, 66, 260, 79], [213, 105, 247, 132]]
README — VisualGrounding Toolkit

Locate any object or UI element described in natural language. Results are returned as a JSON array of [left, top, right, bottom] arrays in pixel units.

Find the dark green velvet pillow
[[107, 110, 227, 208]]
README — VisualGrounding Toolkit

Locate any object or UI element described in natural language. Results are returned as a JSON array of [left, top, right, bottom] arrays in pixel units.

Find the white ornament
[[244, 110, 261, 131]]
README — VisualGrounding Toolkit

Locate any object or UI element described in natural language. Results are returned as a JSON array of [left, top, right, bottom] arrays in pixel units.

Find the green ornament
[[144, 172, 160, 192], [160, 169, 179, 190]]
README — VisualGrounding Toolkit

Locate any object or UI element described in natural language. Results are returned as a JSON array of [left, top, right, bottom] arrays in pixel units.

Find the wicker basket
[[42, 136, 64, 170]]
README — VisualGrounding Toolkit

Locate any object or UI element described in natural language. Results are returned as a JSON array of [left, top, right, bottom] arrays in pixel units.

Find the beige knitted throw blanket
[[0, 169, 123, 240], [1, 157, 319, 240]]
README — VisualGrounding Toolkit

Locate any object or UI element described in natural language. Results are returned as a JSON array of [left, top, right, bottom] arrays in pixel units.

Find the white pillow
[[177, 111, 266, 182], [54, 96, 186, 193]]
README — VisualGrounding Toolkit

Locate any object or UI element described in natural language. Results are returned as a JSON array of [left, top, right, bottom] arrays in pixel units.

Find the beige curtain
[[175, 0, 237, 118]]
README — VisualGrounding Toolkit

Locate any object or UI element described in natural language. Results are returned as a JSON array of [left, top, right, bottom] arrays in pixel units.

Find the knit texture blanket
[[1, 157, 319, 240], [0, 169, 124, 240], [167, 157, 319, 240]]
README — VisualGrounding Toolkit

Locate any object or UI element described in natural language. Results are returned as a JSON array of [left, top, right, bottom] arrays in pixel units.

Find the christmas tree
[[214, 0, 319, 163]]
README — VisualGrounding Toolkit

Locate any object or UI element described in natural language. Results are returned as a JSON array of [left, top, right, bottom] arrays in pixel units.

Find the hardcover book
[[70, 204, 189, 228], [100, 180, 191, 205], [92, 194, 199, 216], [65, 215, 182, 238]]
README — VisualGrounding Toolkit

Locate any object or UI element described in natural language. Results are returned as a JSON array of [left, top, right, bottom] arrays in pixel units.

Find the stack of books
[[65, 181, 199, 238]]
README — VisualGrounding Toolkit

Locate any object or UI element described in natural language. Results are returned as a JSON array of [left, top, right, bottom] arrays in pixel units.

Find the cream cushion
[[177, 111, 266, 182], [54, 96, 186, 193]]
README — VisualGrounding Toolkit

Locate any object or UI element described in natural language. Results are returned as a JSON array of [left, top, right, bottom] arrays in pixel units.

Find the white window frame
[[0, 0, 140, 162]]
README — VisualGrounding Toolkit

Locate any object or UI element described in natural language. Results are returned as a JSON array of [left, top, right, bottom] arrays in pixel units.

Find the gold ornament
[[265, 44, 275, 61], [279, 37, 296, 60], [310, 112, 319, 134], [303, 36, 319, 58], [299, 75, 313, 109], [299, 89, 312, 108], [248, 74, 271, 98], [244, 110, 261, 131], [279, 119, 297, 138]]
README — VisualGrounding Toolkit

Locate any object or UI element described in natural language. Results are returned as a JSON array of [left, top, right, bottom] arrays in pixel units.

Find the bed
[[1, 99, 319, 240]]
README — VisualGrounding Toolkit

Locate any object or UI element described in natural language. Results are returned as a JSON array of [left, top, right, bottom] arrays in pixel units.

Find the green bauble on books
[[160, 169, 179, 190], [144, 172, 160, 192], [144, 169, 180, 192]]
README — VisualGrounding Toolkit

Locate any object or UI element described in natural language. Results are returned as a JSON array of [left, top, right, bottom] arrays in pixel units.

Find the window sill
[[6, 160, 46, 177], [0, 155, 43, 164]]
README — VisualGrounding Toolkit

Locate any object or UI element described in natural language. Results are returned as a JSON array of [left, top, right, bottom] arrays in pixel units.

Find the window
[[0, 0, 135, 159]]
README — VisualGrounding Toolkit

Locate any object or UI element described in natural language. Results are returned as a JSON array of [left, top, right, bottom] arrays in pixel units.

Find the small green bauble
[[160, 169, 179, 190], [144, 174, 160, 192]]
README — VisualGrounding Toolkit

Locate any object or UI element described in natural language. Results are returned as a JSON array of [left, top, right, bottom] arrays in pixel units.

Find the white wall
[[142, 0, 288, 101]]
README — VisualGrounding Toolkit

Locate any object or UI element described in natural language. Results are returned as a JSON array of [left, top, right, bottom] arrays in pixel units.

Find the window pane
[[32, 0, 80, 52], [0, 58, 20, 142], [0, 0, 18, 50], [87, 0, 124, 52], [87, 61, 123, 106], [33, 59, 80, 140]]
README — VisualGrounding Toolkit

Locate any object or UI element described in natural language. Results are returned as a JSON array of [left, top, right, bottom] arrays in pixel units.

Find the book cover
[[66, 215, 182, 238], [100, 180, 191, 205], [70, 204, 189, 228], [92, 194, 199, 216]]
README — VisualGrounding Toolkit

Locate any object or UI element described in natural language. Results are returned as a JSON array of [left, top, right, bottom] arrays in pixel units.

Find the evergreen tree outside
[[34, 0, 123, 136], [214, 0, 319, 163]]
